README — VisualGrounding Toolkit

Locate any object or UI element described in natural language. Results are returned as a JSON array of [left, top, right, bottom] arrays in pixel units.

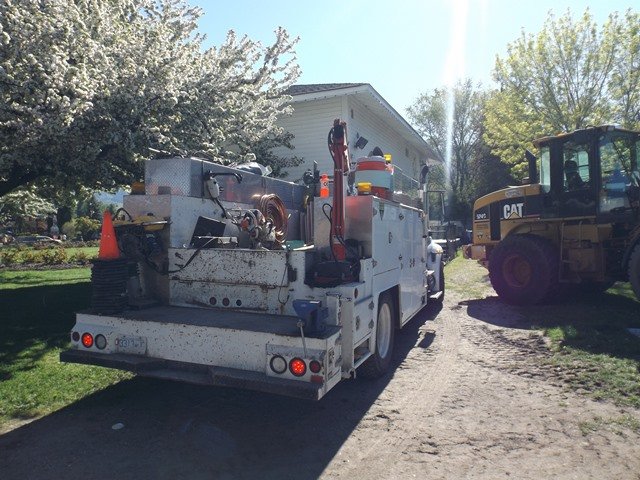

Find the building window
[[350, 109, 354, 119], [405, 147, 409, 157]]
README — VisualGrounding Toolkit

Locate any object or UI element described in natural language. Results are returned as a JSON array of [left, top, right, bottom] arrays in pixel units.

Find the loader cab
[[535, 126, 640, 220]]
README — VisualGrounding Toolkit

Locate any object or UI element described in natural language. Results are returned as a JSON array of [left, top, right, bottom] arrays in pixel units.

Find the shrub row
[[0, 248, 93, 266]]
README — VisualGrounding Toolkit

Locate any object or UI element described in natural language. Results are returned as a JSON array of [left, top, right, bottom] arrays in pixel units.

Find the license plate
[[115, 335, 147, 355]]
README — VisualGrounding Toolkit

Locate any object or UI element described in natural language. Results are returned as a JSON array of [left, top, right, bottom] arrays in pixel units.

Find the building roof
[[286, 83, 442, 165], [285, 83, 367, 96]]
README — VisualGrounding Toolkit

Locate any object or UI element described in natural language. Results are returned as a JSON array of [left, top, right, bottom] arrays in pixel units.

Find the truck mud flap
[[60, 349, 323, 401]]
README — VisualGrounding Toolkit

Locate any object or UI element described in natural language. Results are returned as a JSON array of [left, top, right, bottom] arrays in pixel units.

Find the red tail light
[[309, 360, 322, 373], [81, 333, 94, 348], [289, 358, 307, 377]]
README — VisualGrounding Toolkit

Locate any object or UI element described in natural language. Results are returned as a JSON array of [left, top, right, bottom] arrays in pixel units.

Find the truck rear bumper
[[60, 349, 324, 401]]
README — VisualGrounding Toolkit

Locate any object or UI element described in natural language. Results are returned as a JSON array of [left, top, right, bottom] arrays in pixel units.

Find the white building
[[272, 83, 441, 182]]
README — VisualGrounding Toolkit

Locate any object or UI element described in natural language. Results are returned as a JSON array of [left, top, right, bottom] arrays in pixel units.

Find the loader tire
[[629, 243, 640, 302], [489, 234, 559, 306], [577, 280, 616, 295], [359, 292, 395, 378]]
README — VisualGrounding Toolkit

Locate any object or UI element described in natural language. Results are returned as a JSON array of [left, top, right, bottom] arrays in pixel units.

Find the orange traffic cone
[[98, 211, 120, 260]]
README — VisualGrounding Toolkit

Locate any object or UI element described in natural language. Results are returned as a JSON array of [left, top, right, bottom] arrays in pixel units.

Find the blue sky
[[192, 0, 637, 116]]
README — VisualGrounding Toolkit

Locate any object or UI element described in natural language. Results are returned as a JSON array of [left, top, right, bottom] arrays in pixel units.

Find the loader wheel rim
[[377, 302, 392, 359], [502, 253, 532, 288]]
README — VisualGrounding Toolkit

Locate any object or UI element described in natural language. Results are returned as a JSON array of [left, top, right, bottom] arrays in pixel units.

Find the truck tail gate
[[60, 349, 324, 401], [61, 305, 342, 400]]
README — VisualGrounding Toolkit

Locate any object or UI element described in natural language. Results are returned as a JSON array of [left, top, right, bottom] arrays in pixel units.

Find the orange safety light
[[319, 174, 329, 198]]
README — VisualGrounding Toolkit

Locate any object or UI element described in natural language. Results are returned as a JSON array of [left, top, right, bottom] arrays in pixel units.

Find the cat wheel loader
[[464, 125, 640, 305]]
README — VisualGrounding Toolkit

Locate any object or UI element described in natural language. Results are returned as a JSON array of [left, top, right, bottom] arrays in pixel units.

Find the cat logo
[[503, 202, 524, 219]]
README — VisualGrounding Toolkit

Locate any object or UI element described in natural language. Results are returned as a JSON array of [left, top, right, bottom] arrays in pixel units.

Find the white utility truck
[[61, 121, 445, 400]]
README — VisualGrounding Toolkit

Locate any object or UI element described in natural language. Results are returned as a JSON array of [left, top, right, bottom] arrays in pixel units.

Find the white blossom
[[0, 0, 300, 196]]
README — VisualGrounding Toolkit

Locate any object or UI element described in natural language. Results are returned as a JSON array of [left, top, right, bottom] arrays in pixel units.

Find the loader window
[[563, 142, 590, 191], [598, 133, 635, 213], [539, 147, 551, 193]]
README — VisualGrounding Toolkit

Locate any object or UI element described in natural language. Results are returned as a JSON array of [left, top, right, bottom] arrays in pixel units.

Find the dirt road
[[1, 261, 639, 479]]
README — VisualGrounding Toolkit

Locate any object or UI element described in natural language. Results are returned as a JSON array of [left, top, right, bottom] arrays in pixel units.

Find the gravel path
[[1, 261, 639, 479]]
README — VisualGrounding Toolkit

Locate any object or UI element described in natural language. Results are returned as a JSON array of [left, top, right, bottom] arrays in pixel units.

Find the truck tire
[[489, 234, 559, 306], [433, 261, 445, 304], [629, 243, 640, 302], [359, 292, 395, 378]]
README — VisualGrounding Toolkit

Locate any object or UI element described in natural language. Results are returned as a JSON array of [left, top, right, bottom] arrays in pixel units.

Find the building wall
[[271, 96, 343, 181], [273, 95, 422, 182], [346, 96, 421, 179]]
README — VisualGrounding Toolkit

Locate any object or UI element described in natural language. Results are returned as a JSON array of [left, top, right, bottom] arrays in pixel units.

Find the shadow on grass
[[0, 303, 443, 480], [462, 289, 640, 361], [0, 282, 91, 380]]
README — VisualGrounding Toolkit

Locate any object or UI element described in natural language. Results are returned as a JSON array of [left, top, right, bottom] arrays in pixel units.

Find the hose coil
[[257, 194, 288, 245]]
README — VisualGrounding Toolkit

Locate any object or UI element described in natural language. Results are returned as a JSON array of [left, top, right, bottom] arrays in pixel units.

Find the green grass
[[60, 246, 98, 257], [579, 414, 640, 436], [522, 285, 640, 408], [0, 267, 131, 429], [446, 252, 494, 299], [0, 268, 92, 288], [453, 256, 640, 408]]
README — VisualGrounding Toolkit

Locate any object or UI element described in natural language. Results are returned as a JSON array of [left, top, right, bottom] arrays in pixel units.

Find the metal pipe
[[329, 119, 350, 261]]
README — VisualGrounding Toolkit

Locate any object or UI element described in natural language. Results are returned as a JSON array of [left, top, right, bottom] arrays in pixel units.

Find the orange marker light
[[309, 360, 322, 374]]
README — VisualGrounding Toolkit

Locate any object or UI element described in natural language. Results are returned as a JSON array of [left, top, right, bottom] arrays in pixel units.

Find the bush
[[69, 251, 91, 265], [41, 248, 68, 265], [21, 249, 43, 264], [0, 248, 20, 266], [33, 243, 55, 251], [22, 249, 44, 263], [74, 217, 101, 241], [61, 221, 76, 239]]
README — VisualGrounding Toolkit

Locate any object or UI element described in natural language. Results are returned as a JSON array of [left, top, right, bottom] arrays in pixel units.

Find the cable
[[164, 237, 216, 274], [214, 197, 228, 218], [321, 202, 337, 263], [321, 202, 359, 262], [327, 128, 335, 160], [277, 249, 291, 306]]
